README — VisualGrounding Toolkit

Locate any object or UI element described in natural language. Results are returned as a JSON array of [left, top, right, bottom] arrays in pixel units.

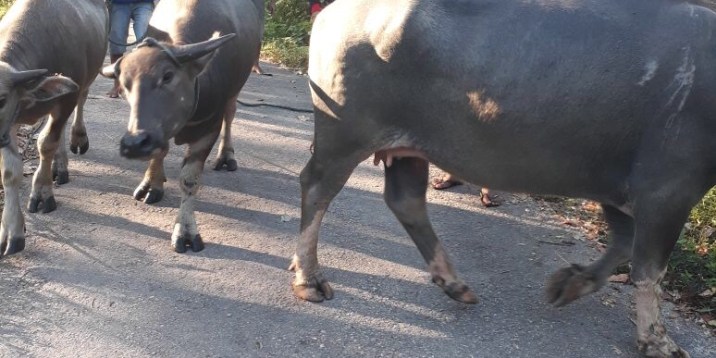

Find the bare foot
[[252, 62, 272, 76], [431, 174, 462, 190], [107, 85, 120, 98], [480, 189, 499, 207]]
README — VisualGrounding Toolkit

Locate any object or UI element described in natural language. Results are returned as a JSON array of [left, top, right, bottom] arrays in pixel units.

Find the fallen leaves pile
[[534, 195, 716, 333], [533, 196, 608, 245]]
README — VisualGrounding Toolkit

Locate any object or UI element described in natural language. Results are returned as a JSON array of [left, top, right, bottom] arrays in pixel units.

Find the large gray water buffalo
[[0, 0, 107, 257], [101, 0, 264, 252], [293, 0, 716, 356]]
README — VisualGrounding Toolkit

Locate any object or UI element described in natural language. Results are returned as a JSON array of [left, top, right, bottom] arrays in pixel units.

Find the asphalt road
[[0, 62, 714, 357]]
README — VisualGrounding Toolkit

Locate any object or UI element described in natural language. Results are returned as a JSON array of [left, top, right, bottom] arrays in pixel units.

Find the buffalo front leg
[[134, 149, 168, 204], [0, 126, 26, 256], [384, 157, 476, 304], [171, 132, 218, 253], [69, 88, 90, 155], [547, 204, 634, 306], [51, 121, 70, 184], [28, 104, 74, 213], [290, 153, 363, 302], [213, 95, 238, 171]]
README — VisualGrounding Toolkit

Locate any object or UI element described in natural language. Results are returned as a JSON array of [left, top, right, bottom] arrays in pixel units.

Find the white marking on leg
[[33, 114, 62, 199], [635, 279, 661, 342], [71, 89, 88, 148], [173, 133, 214, 243], [54, 125, 69, 173], [1, 132, 25, 243], [294, 186, 328, 285], [175, 168, 200, 235], [634, 277, 685, 356]]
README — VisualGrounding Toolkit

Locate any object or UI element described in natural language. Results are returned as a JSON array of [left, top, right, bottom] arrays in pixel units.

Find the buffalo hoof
[[292, 277, 334, 302], [53, 170, 69, 185], [133, 184, 164, 204], [70, 138, 89, 155], [143, 189, 164, 204], [172, 233, 204, 253], [213, 157, 238, 171], [51, 161, 69, 185], [1, 236, 25, 256], [639, 334, 690, 358], [28, 195, 57, 214], [443, 281, 478, 304], [288, 258, 334, 302], [546, 264, 599, 307], [431, 275, 478, 304]]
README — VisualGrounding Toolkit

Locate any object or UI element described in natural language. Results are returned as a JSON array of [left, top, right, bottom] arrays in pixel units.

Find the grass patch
[[261, 37, 309, 71], [260, 0, 311, 71], [665, 188, 716, 317], [0, 0, 12, 18]]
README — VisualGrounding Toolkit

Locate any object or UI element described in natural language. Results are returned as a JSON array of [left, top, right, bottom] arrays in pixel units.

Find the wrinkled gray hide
[[294, 1, 716, 357]]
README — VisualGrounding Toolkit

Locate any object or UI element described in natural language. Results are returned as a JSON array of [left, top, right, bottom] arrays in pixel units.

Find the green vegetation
[[0, 0, 12, 18], [666, 188, 716, 314], [261, 0, 311, 70]]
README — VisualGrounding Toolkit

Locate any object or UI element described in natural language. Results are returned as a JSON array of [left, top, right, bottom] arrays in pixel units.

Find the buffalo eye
[[162, 71, 174, 84], [0, 96, 7, 109]]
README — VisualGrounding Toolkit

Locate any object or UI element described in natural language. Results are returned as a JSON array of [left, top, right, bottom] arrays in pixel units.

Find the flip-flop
[[480, 194, 499, 207], [431, 177, 463, 190]]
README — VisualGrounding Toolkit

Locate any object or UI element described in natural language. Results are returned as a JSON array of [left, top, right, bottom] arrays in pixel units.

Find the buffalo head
[[101, 34, 236, 160], [0, 63, 78, 147]]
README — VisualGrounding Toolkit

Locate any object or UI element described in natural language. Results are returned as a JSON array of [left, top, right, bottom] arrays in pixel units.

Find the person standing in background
[[308, 0, 333, 22], [106, 0, 155, 98], [432, 173, 497, 207], [252, 0, 276, 75]]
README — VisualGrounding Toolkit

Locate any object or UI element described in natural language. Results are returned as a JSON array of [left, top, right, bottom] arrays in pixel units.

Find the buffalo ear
[[10, 69, 48, 86], [171, 33, 236, 75], [100, 58, 123, 79], [20, 75, 79, 109]]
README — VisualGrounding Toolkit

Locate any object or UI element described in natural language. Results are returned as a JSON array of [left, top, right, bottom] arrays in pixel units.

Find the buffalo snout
[[120, 131, 162, 159]]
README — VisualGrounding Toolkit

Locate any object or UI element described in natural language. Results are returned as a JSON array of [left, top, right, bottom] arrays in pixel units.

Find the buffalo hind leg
[[631, 195, 699, 357], [28, 102, 75, 213], [69, 87, 90, 155], [171, 131, 219, 253], [547, 204, 634, 306], [134, 149, 168, 204], [290, 152, 365, 302], [213, 95, 238, 171], [0, 126, 26, 256], [53, 88, 89, 184], [384, 157, 477, 303]]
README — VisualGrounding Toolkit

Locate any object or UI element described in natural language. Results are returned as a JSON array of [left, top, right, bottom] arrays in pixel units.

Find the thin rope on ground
[[237, 99, 313, 113]]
